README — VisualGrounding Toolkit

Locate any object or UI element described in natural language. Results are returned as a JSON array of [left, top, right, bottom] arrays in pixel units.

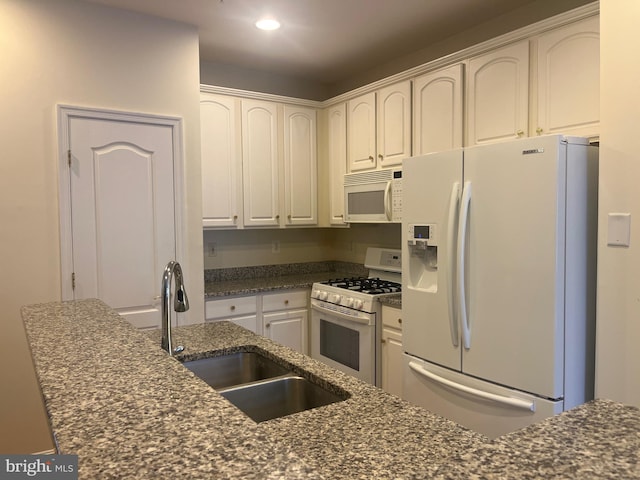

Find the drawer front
[[262, 289, 308, 312], [382, 304, 402, 329], [206, 295, 257, 320]]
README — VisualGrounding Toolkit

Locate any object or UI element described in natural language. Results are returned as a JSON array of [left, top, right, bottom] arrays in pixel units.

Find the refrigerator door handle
[[457, 181, 472, 349], [447, 182, 460, 347], [384, 180, 392, 221], [408, 361, 536, 412]]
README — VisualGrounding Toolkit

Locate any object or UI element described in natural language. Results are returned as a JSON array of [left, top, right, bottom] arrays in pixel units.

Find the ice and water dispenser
[[406, 224, 439, 292]]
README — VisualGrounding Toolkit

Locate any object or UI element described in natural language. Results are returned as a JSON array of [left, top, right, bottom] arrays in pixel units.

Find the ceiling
[[83, 0, 548, 85]]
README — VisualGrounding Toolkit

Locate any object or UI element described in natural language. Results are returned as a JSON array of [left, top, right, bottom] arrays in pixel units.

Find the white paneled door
[[58, 107, 183, 329]]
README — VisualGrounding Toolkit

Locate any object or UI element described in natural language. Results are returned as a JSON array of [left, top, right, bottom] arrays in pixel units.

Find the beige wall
[[595, 0, 640, 406], [0, 0, 203, 452], [200, 61, 330, 101], [203, 224, 401, 269]]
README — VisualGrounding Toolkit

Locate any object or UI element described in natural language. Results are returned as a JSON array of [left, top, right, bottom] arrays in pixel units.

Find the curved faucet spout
[[161, 261, 189, 355]]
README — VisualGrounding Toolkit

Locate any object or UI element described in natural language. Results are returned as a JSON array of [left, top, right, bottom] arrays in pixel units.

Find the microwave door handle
[[384, 180, 392, 220]]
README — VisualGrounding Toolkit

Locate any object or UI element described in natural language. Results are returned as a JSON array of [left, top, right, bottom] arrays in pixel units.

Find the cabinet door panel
[[467, 41, 529, 145], [347, 92, 376, 171], [377, 81, 412, 167], [242, 100, 280, 226], [413, 64, 463, 155], [327, 103, 347, 225], [201, 93, 242, 228], [535, 16, 599, 138], [284, 106, 317, 225], [382, 327, 403, 397], [264, 309, 308, 354]]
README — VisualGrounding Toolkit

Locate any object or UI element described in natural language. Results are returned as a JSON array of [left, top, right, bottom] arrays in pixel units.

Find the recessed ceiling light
[[255, 17, 281, 31]]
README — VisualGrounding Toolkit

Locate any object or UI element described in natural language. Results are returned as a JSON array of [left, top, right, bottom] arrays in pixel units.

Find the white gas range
[[310, 248, 401, 385]]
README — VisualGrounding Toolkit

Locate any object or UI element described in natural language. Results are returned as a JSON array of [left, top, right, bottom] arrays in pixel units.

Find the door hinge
[[68, 150, 71, 167], [71, 272, 76, 290]]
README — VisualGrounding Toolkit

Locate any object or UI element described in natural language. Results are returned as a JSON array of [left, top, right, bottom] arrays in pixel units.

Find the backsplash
[[204, 261, 368, 283]]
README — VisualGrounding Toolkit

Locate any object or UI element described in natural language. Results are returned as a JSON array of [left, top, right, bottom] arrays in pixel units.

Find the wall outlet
[[207, 242, 217, 257], [272, 240, 280, 253]]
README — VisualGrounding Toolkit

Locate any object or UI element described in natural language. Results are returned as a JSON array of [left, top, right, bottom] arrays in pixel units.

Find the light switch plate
[[607, 213, 631, 247]]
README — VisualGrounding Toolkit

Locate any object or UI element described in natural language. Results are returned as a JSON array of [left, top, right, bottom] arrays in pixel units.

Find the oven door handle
[[310, 300, 373, 326]]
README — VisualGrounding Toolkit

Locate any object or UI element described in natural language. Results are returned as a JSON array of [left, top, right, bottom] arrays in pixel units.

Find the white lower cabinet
[[381, 304, 403, 398], [262, 290, 309, 354], [205, 295, 260, 333], [205, 289, 309, 354]]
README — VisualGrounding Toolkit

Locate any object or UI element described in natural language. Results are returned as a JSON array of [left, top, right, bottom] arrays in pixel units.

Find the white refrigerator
[[401, 135, 598, 439]]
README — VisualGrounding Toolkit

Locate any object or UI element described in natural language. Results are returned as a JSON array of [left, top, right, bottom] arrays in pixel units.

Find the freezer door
[[403, 354, 563, 439], [461, 135, 574, 399], [402, 150, 463, 370]]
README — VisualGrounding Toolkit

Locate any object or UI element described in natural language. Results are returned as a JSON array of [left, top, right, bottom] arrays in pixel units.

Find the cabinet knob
[[287, 214, 291, 220], [233, 215, 238, 221], [368, 155, 374, 161], [284, 300, 289, 305], [381, 338, 386, 344], [266, 323, 270, 329], [230, 305, 236, 311], [276, 214, 280, 220], [516, 130, 524, 137], [398, 318, 402, 324], [536, 127, 544, 135], [378, 154, 383, 161]]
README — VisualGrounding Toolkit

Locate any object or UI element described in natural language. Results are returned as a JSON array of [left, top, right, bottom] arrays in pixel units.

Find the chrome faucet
[[161, 260, 189, 355]]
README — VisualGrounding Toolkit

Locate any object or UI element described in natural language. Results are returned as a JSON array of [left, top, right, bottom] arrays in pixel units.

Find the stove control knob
[[353, 299, 364, 310], [311, 289, 319, 298], [344, 297, 354, 308], [317, 291, 328, 301], [328, 293, 342, 304]]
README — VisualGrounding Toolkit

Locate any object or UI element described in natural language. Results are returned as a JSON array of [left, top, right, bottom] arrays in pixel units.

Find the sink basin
[[219, 376, 348, 423], [183, 351, 290, 390], [182, 349, 349, 422]]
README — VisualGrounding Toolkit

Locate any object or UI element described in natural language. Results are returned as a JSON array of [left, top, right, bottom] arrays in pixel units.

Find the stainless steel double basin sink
[[182, 350, 348, 422]]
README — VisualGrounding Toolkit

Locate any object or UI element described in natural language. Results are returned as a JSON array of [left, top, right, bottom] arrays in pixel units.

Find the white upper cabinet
[[377, 81, 412, 168], [466, 40, 530, 146], [327, 103, 347, 225], [533, 16, 600, 138], [413, 64, 463, 155], [347, 92, 377, 171], [283, 105, 317, 226], [347, 80, 411, 172], [242, 99, 318, 228], [241, 99, 280, 227], [200, 93, 242, 228]]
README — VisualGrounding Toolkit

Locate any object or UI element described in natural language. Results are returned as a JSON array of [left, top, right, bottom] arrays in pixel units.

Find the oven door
[[310, 299, 375, 384]]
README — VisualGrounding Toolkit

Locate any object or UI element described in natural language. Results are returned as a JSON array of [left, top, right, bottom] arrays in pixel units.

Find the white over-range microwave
[[344, 168, 402, 223]]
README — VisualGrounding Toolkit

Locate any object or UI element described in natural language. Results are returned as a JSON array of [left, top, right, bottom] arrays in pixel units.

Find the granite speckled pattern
[[379, 293, 402, 307], [23, 299, 640, 479], [425, 399, 640, 479], [204, 261, 367, 298]]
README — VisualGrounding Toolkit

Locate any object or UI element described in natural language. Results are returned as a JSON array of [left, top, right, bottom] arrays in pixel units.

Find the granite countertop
[[22, 299, 640, 479], [205, 271, 339, 298], [204, 262, 404, 308]]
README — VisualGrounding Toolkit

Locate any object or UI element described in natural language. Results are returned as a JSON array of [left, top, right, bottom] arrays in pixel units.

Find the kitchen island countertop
[[22, 299, 640, 479]]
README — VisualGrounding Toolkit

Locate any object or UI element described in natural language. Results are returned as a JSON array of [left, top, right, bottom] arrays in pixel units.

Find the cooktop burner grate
[[322, 277, 402, 295]]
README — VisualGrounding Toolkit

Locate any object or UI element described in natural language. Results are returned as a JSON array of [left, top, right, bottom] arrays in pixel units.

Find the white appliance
[[402, 135, 598, 439], [344, 168, 402, 223], [310, 248, 401, 385]]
